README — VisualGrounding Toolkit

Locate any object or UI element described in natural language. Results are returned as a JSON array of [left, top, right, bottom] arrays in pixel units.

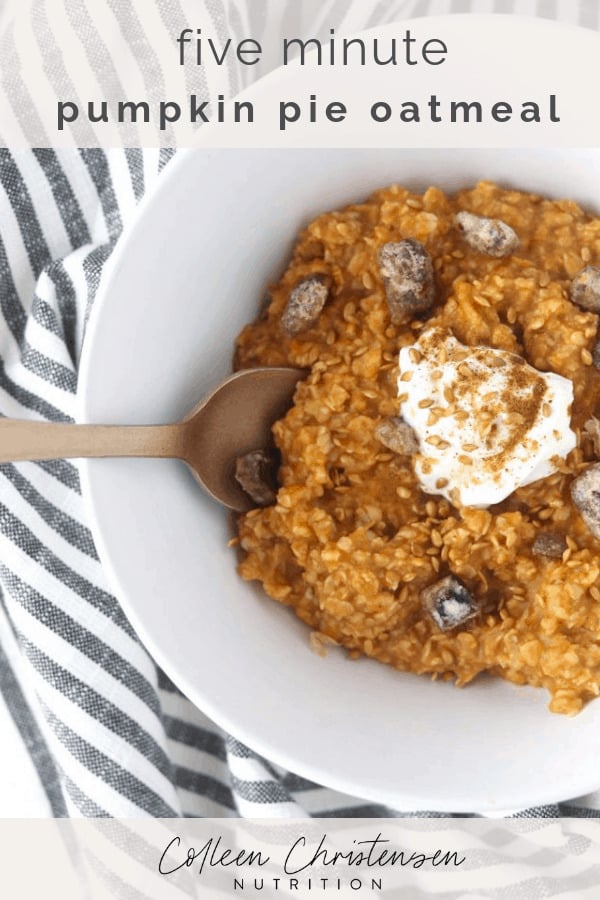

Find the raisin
[[374, 417, 419, 454], [571, 463, 600, 540], [281, 276, 329, 336], [378, 239, 435, 324], [571, 266, 600, 313], [455, 211, 519, 258], [235, 450, 277, 507], [421, 575, 478, 631], [533, 532, 566, 559]]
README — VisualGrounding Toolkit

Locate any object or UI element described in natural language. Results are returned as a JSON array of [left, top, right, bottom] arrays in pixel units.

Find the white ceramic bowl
[[79, 148, 600, 812]]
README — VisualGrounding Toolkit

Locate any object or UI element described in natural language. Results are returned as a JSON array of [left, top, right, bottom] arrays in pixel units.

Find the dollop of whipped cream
[[398, 327, 576, 508]]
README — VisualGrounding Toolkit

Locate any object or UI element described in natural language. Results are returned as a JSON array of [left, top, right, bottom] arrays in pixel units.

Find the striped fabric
[[1, 0, 600, 825]]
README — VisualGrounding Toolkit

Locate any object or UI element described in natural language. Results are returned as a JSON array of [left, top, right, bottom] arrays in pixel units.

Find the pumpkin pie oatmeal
[[234, 180, 600, 715]]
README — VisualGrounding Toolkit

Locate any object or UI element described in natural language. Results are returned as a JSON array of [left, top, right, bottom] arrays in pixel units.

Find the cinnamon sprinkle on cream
[[398, 327, 576, 507]]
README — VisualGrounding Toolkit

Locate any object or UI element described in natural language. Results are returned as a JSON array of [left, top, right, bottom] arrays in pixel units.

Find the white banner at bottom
[[3, 817, 600, 899]]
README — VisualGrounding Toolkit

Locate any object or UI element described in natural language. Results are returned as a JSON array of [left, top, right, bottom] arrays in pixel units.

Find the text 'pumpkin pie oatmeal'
[[233, 180, 600, 716]]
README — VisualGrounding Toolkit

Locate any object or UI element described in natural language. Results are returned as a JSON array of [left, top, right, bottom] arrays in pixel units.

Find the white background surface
[[2, 0, 600, 820]]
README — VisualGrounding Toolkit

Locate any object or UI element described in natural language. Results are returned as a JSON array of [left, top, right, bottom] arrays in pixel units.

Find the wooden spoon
[[0, 367, 305, 512]]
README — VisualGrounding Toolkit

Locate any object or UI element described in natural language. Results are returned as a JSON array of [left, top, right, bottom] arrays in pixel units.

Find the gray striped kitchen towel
[[2, 0, 600, 825]]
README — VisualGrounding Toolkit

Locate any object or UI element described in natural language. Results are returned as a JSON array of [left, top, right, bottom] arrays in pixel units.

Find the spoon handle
[[0, 419, 185, 463]]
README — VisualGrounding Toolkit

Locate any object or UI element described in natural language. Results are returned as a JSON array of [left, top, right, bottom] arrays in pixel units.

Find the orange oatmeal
[[234, 180, 600, 716]]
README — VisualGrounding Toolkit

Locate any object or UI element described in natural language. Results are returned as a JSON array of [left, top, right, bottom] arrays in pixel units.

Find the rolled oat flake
[[571, 266, 600, 313], [378, 238, 436, 323], [421, 574, 478, 631], [455, 210, 520, 258], [281, 275, 329, 336], [571, 463, 600, 540]]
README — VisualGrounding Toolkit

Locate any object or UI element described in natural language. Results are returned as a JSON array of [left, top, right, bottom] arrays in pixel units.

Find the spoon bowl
[[0, 366, 305, 512], [181, 367, 304, 510]]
